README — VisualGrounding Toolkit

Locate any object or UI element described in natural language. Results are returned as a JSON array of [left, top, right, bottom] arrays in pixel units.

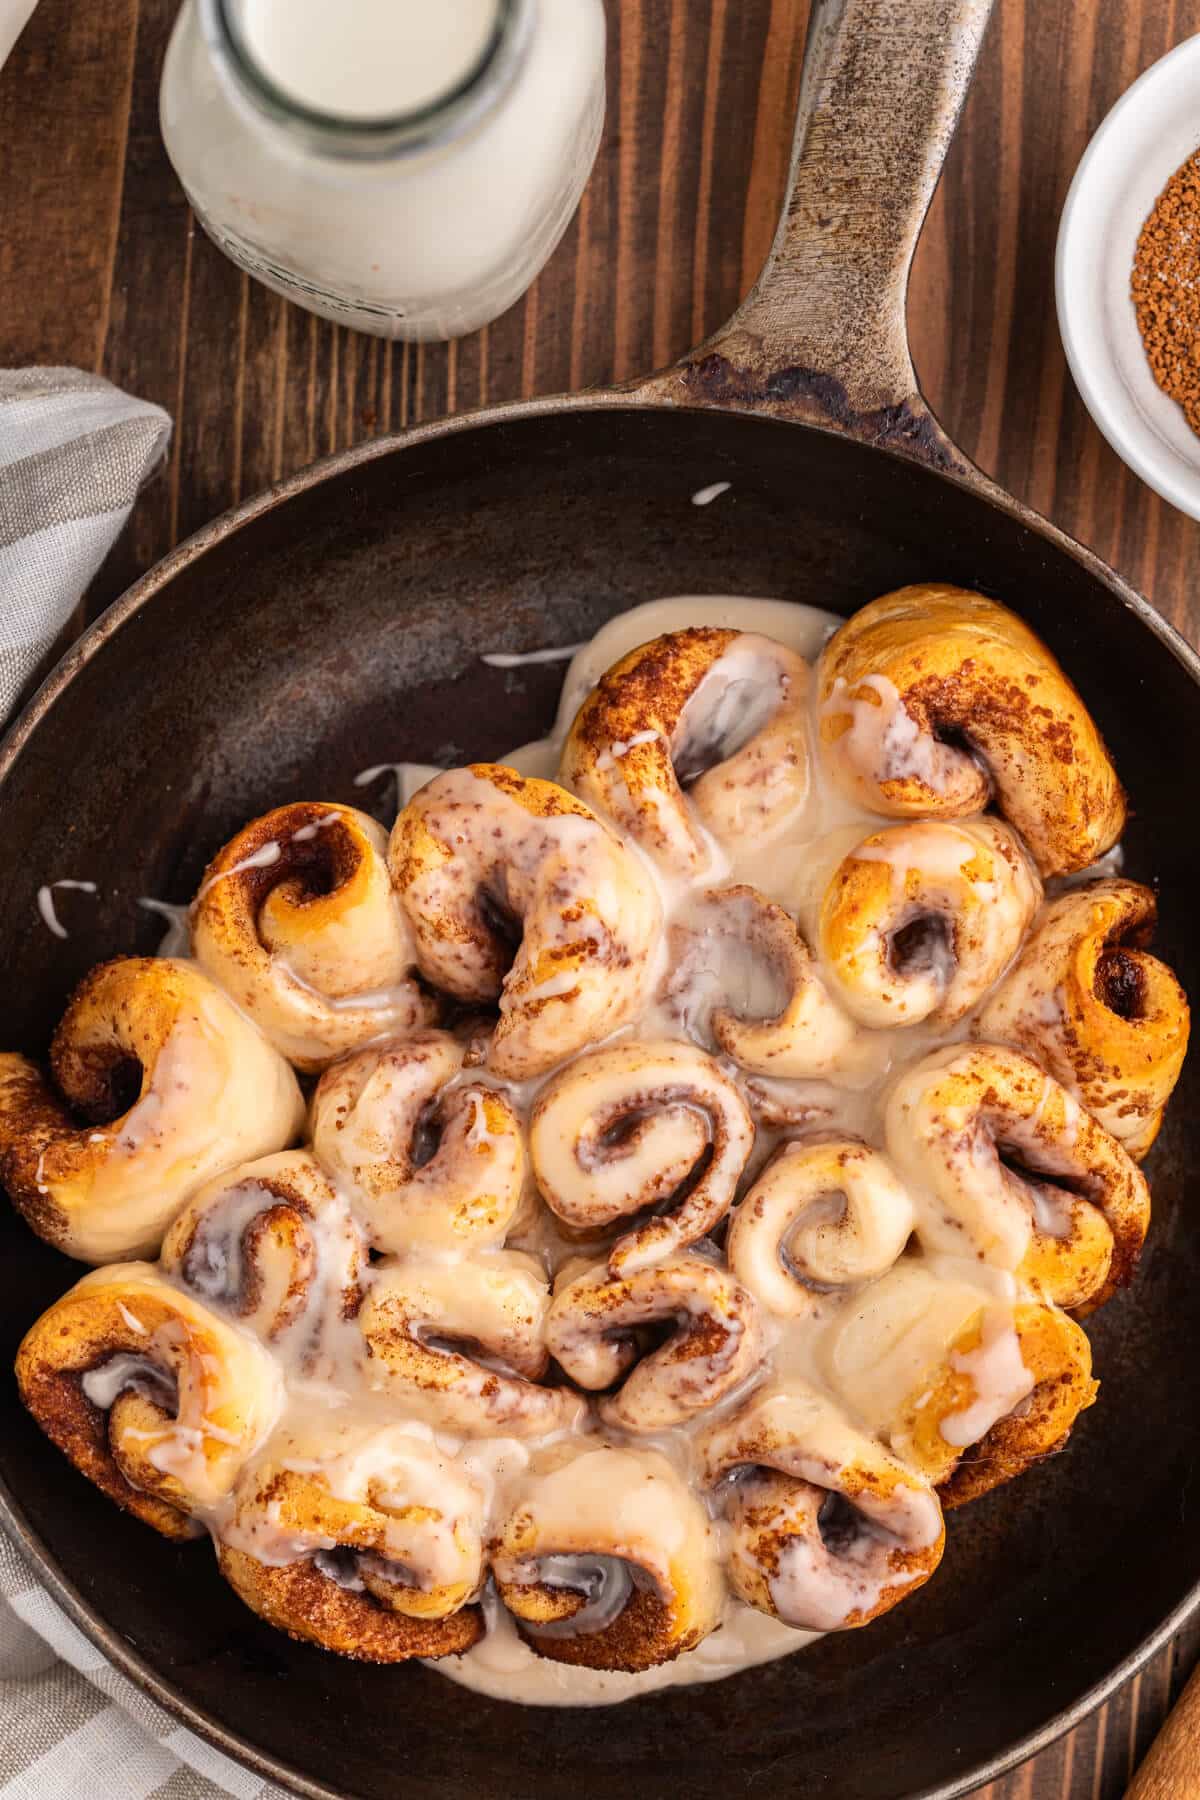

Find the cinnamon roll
[[308, 1029, 526, 1255], [491, 1443, 724, 1670], [192, 801, 433, 1072], [560, 628, 811, 874], [699, 1384, 945, 1632], [727, 1138, 915, 1317], [545, 1254, 764, 1431], [817, 585, 1125, 876], [388, 765, 661, 1079], [16, 1263, 282, 1538], [218, 1423, 484, 1661], [160, 1150, 365, 1354], [823, 1262, 1097, 1506], [975, 879, 1189, 1158], [814, 818, 1041, 1028], [0, 958, 304, 1263], [358, 1252, 585, 1437], [885, 1044, 1150, 1313], [661, 885, 877, 1080], [529, 1040, 754, 1276]]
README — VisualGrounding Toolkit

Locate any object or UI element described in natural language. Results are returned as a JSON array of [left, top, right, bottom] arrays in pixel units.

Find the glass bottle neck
[[197, 0, 534, 162]]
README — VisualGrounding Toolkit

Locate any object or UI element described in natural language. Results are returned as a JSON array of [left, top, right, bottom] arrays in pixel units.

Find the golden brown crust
[[218, 1547, 482, 1662], [561, 628, 810, 873], [506, 1581, 694, 1673], [308, 1030, 528, 1255], [0, 958, 303, 1263], [388, 765, 661, 1080], [699, 1385, 945, 1633], [15, 1337, 199, 1541], [15, 1264, 281, 1537], [886, 1043, 1151, 1315], [192, 801, 432, 1072], [491, 1444, 723, 1671], [359, 1253, 585, 1437], [545, 1255, 765, 1431], [818, 585, 1125, 876], [936, 1305, 1098, 1508], [818, 818, 1042, 1028], [976, 879, 1189, 1159], [161, 1150, 366, 1345]]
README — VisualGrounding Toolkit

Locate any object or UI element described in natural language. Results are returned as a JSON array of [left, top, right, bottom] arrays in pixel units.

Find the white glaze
[[354, 761, 445, 814], [36, 879, 98, 940], [691, 482, 732, 507], [481, 644, 585, 669], [58, 592, 1109, 1707], [433, 1582, 813, 1704], [138, 898, 192, 957], [423, 596, 1051, 1699]]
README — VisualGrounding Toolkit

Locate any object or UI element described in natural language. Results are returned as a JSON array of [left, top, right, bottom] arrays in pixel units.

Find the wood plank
[[1, 2, 1198, 1792]]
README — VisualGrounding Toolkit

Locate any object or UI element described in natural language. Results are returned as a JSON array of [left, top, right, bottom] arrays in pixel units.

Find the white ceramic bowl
[[1057, 34, 1200, 519]]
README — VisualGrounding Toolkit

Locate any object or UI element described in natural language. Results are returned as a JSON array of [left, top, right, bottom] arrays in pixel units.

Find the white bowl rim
[[1056, 31, 1200, 521]]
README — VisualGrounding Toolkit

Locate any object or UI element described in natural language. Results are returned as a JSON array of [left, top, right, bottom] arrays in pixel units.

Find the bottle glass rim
[[200, 0, 532, 160]]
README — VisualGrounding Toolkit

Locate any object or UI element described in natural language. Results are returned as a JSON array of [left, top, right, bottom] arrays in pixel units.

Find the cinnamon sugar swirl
[[0, 958, 303, 1262], [192, 801, 433, 1071]]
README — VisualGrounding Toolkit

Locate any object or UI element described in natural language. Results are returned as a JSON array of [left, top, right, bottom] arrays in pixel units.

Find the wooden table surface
[[2, 1, 1200, 1794]]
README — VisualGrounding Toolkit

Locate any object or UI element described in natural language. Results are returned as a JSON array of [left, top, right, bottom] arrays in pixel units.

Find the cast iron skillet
[[1, 2, 1197, 1795]]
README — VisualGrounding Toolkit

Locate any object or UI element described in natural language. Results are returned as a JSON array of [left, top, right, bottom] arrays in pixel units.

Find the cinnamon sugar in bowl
[[1057, 33, 1200, 520]]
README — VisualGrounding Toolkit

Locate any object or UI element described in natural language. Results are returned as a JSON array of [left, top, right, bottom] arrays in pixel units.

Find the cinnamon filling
[[477, 886, 523, 957], [817, 1490, 865, 1556], [60, 1051, 145, 1125], [246, 817, 361, 914], [312, 1547, 365, 1590], [409, 1101, 444, 1170], [528, 1556, 635, 1639], [1095, 947, 1146, 1021], [889, 914, 954, 979]]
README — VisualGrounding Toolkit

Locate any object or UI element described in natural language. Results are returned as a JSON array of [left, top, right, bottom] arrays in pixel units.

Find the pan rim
[[2, 395, 1198, 1799]]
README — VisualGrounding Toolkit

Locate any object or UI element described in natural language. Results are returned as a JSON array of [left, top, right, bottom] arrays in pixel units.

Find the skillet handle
[[1126, 1663, 1200, 1799], [629, 0, 994, 474]]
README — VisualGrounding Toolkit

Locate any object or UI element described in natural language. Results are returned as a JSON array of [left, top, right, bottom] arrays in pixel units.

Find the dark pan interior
[[0, 407, 1196, 1800]]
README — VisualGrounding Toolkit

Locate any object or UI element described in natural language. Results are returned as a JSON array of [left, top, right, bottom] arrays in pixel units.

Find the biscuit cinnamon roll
[[16, 1263, 282, 1538], [529, 1040, 754, 1276], [308, 1030, 526, 1255], [491, 1443, 723, 1670], [976, 879, 1189, 1158], [885, 1044, 1150, 1314], [560, 628, 811, 875], [823, 1262, 1097, 1507], [545, 1254, 764, 1431], [727, 1138, 915, 1317], [817, 585, 1125, 876], [218, 1424, 484, 1661], [0, 958, 304, 1263], [389, 765, 661, 1079], [192, 801, 433, 1072], [815, 818, 1041, 1028], [661, 885, 876, 1080], [160, 1150, 365, 1356], [359, 1252, 584, 1437], [700, 1384, 945, 1632]]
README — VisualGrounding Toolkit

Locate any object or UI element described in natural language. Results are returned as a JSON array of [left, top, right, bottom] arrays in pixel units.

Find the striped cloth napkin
[[0, 367, 288, 1797], [0, 367, 170, 714]]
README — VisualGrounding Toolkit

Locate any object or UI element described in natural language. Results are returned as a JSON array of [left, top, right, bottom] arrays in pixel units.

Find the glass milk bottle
[[160, 0, 606, 340]]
